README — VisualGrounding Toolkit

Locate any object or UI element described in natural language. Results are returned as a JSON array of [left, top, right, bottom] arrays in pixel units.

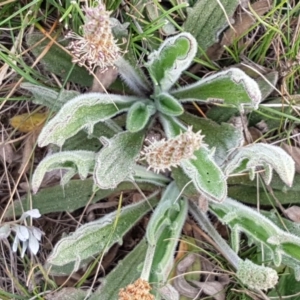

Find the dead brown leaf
[[90, 66, 119, 92], [285, 206, 300, 223], [281, 143, 300, 173], [0, 140, 15, 164], [173, 254, 229, 300], [207, 0, 273, 60], [18, 130, 40, 174]]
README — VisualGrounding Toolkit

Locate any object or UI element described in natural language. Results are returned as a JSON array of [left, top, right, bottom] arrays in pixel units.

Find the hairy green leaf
[[159, 114, 187, 138], [46, 195, 159, 273], [149, 198, 188, 292], [171, 68, 262, 110], [180, 148, 227, 203], [179, 112, 243, 166], [94, 130, 144, 189], [183, 0, 239, 52], [210, 197, 300, 272], [31, 151, 95, 194], [38, 93, 140, 147], [91, 239, 147, 300], [21, 82, 79, 112], [5, 180, 157, 217], [142, 183, 188, 286], [225, 143, 295, 187], [126, 101, 155, 132], [190, 200, 278, 290], [58, 121, 117, 152], [133, 164, 170, 187], [155, 93, 184, 116], [146, 32, 197, 93], [115, 57, 151, 96]]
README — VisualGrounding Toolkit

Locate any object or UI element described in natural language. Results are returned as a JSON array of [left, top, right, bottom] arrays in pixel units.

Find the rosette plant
[[32, 32, 263, 201], [20, 30, 300, 299]]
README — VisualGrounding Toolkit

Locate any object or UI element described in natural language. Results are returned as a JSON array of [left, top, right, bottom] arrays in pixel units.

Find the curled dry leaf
[[173, 253, 228, 300], [18, 130, 40, 174], [0, 137, 15, 164], [285, 206, 300, 223]]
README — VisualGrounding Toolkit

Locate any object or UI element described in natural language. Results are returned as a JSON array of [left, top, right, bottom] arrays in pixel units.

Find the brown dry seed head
[[140, 126, 205, 173], [66, 1, 120, 72], [118, 278, 154, 300]]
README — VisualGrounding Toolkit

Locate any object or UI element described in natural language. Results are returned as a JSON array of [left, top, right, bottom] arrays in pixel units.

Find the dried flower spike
[[66, 1, 120, 72], [140, 126, 205, 173], [118, 278, 154, 300]]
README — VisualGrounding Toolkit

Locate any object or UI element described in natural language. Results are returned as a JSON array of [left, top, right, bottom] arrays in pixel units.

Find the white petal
[[21, 240, 28, 258], [16, 225, 29, 241], [28, 233, 39, 255], [32, 227, 43, 241], [12, 235, 19, 252], [20, 209, 41, 220]]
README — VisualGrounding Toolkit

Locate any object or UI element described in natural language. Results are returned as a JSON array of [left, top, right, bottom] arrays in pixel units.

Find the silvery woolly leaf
[[171, 68, 262, 111], [20, 82, 79, 112], [126, 101, 155, 133], [155, 93, 184, 117], [180, 148, 227, 203], [225, 143, 295, 187], [38, 93, 139, 147], [183, 0, 239, 52], [115, 57, 151, 97], [94, 130, 144, 189], [145, 183, 188, 285], [46, 196, 159, 273], [146, 32, 197, 93], [31, 151, 96, 193], [210, 197, 300, 271], [0, 224, 11, 239]]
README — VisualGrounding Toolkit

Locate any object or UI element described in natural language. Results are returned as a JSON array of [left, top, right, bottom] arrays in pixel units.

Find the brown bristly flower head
[[140, 126, 206, 173], [118, 278, 154, 300], [66, 1, 120, 72]]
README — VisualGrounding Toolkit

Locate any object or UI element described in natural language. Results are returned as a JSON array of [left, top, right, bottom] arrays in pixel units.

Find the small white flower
[[9, 209, 44, 257], [16, 225, 29, 241]]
